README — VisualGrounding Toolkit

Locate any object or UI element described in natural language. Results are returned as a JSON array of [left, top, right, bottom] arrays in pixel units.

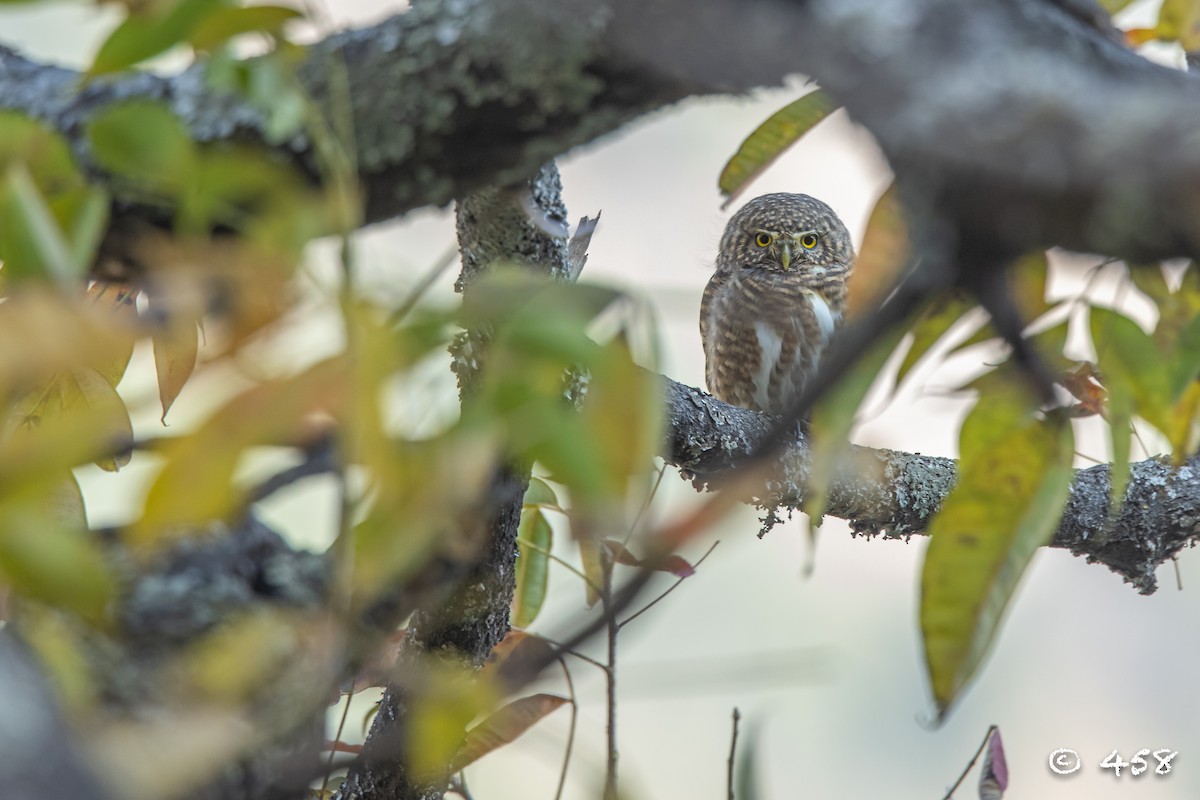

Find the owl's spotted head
[[717, 192, 854, 273]]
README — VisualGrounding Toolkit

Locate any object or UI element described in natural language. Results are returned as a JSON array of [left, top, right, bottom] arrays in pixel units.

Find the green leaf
[[88, 0, 232, 77], [577, 533, 608, 608], [895, 296, 978, 388], [806, 324, 907, 527], [522, 476, 561, 510], [0, 498, 113, 622], [1010, 251, 1051, 322], [1090, 307, 1172, 434], [0, 112, 83, 192], [88, 102, 196, 192], [513, 508, 552, 628], [718, 89, 837, 207], [1, 163, 78, 282], [189, 5, 302, 50], [1156, 0, 1200, 49], [921, 393, 1074, 717]]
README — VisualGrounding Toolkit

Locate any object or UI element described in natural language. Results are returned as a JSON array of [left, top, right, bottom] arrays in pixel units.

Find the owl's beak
[[779, 241, 792, 270]]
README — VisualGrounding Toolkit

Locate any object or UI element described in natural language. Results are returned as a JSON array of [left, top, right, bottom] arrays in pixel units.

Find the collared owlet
[[700, 192, 854, 414]]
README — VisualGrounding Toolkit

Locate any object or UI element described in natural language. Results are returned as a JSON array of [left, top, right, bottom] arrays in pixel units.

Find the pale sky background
[[2, 1, 1198, 799]]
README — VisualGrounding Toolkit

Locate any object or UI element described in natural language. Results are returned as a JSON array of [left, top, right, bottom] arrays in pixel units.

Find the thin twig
[[941, 724, 997, 800], [623, 461, 666, 546], [389, 244, 459, 326], [618, 541, 719, 630], [554, 657, 578, 800], [320, 678, 356, 796], [602, 566, 619, 800], [727, 708, 741, 800], [243, 435, 337, 506]]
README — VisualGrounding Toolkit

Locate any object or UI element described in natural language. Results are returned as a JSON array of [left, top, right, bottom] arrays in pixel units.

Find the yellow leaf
[[921, 393, 1073, 718], [450, 693, 568, 772], [718, 90, 837, 207], [847, 183, 908, 319], [151, 311, 199, 424]]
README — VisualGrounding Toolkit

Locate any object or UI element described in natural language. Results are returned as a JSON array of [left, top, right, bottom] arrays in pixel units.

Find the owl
[[700, 193, 854, 414]]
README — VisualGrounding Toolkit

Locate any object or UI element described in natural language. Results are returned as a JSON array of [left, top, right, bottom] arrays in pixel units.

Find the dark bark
[[337, 163, 571, 800]]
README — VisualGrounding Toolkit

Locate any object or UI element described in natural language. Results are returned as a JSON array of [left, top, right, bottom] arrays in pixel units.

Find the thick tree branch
[[663, 377, 1199, 595], [9, 0, 1200, 270]]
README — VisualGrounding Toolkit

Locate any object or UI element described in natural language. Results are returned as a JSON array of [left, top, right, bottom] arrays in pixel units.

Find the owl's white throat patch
[[805, 290, 837, 344]]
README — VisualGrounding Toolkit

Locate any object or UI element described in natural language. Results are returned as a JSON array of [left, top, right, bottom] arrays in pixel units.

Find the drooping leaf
[[921, 392, 1074, 718], [846, 183, 909, 319], [450, 693, 568, 772], [806, 325, 907, 527], [577, 533, 608, 608], [513, 508, 552, 628], [718, 89, 837, 208], [1090, 305, 1172, 443], [129, 358, 347, 550], [895, 295, 979, 388], [151, 308, 200, 424]]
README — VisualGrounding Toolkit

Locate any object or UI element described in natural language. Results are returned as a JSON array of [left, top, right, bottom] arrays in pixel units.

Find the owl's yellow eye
[[800, 233, 819, 249], [754, 233, 773, 247]]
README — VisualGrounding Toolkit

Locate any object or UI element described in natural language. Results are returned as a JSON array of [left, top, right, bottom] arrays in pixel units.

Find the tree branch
[[663, 377, 1199, 595]]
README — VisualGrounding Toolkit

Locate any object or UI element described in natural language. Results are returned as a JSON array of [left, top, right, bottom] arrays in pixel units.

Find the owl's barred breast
[[699, 192, 853, 415], [702, 269, 840, 412]]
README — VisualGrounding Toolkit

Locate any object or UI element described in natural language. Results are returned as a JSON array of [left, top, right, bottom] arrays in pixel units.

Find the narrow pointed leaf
[[513, 508, 552, 628], [921, 394, 1074, 717], [577, 534, 607, 608], [152, 317, 200, 424], [806, 325, 907, 526], [718, 90, 837, 207], [450, 693, 567, 772], [846, 183, 909, 319], [895, 296, 978, 388], [2, 163, 77, 282]]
